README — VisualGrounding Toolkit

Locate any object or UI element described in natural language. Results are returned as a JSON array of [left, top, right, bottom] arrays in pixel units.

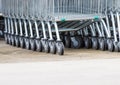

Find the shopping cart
[[2, 0, 112, 55], [103, 0, 120, 52]]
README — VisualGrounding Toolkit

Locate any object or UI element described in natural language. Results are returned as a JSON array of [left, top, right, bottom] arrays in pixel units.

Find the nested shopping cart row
[[2, 0, 120, 55]]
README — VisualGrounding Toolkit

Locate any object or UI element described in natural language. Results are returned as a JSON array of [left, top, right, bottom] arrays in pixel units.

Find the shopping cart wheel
[[41, 39, 50, 53], [65, 35, 71, 48], [49, 40, 56, 54], [8, 34, 12, 45], [19, 36, 25, 48], [4, 33, 9, 44], [60, 33, 65, 45], [71, 36, 81, 49], [24, 37, 30, 50], [56, 41, 64, 55], [99, 38, 105, 51], [114, 42, 119, 52], [92, 37, 99, 50], [118, 42, 120, 51], [80, 37, 84, 48], [84, 37, 91, 49], [15, 35, 20, 47], [30, 38, 36, 51], [107, 39, 114, 52], [11, 35, 15, 46], [35, 39, 42, 52]]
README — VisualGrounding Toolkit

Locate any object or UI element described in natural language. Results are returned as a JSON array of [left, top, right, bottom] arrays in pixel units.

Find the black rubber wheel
[[107, 39, 114, 52], [84, 37, 91, 49], [35, 39, 42, 52], [118, 42, 120, 51], [65, 35, 71, 48], [43, 40, 50, 53], [60, 34, 65, 45], [30, 38, 36, 51], [99, 38, 106, 51], [92, 38, 99, 50], [24, 37, 30, 50], [19, 36, 25, 48], [114, 42, 119, 52], [8, 34, 12, 45], [4, 33, 9, 44], [104, 39, 108, 50], [11, 35, 15, 46], [49, 40, 56, 54], [71, 36, 82, 49], [15, 35, 20, 47], [56, 41, 64, 55], [79, 36, 84, 48]]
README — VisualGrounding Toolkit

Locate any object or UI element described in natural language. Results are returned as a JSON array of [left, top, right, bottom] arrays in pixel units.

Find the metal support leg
[[84, 27, 89, 36], [110, 12, 118, 42], [89, 24, 96, 37], [14, 19, 18, 35], [105, 15, 111, 36], [95, 22, 102, 37], [10, 19, 14, 35], [83, 27, 87, 36], [100, 22, 105, 37], [23, 19, 28, 37], [8, 18, 11, 34], [19, 19, 23, 36], [46, 21, 53, 40], [53, 22, 61, 41], [41, 21, 47, 39], [34, 21, 40, 39], [28, 20, 34, 38], [4, 18, 8, 33], [101, 19, 111, 38], [116, 12, 120, 42]]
